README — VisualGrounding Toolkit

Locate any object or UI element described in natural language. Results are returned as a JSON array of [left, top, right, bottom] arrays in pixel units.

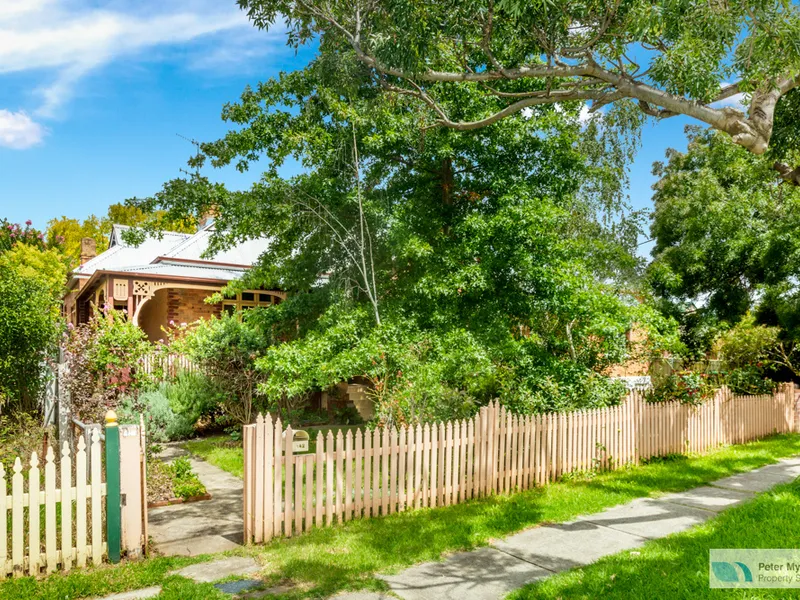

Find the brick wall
[[166, 288, 222, 325]]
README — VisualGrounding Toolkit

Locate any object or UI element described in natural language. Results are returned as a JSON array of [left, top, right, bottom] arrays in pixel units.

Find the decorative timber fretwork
[[132, 280, 169, 300]]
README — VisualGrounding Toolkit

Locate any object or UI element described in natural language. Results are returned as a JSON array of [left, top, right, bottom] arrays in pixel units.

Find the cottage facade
[[63, 224, 283, 341]]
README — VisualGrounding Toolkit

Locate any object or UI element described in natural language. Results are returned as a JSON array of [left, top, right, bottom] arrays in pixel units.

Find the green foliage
[[713, 314, 780, 372], [162, 371, 225, 426], [722, 367, 777, 396], [2, 244, 68, 300], [131, 47, 677, 423], [0, 218, 50, 253], [0, 412, 50, 472], [175, 313, 272, 424], [238, 0, 800, 164], [169, 457, 207, 500], [118, 387, 196, 443], [646, 371, 714, 405], [648, 127, 800, 356], [63, 308, 153, 422], [0, 247, 64, 412], [46, 202, 197, 267]]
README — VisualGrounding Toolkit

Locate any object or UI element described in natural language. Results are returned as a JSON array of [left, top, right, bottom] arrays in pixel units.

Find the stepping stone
[[381, 546, 551, 600], [214, 579, 263, 595], [93, 587, 161, 600], [492, 519, 645, 572], [155, 533, 243, 557], [657, 485, 754, 513], [579, 497, 713, 539], [171, 556, 260, 583]]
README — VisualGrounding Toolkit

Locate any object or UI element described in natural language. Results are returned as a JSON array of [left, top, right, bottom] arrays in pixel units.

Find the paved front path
[[148, 445, 244, 556], [379, 456, 800, 600]]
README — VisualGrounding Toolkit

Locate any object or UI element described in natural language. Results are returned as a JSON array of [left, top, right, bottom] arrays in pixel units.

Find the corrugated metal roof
[[71, 224, 269, 282], [73, 234, 188, 276], [160, 225, 270, 265], [112, 263, 247, 281]]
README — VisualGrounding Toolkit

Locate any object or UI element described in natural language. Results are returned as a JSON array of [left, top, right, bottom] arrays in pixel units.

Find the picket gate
[[0, 413, 148, 577]]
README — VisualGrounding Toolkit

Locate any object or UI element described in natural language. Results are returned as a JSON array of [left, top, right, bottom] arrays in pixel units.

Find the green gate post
[[105, 410, 122, 564]]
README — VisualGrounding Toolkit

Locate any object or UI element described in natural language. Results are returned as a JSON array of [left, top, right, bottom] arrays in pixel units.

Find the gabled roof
[[68, 223, 270, 290], [157, 227, 267, 266]]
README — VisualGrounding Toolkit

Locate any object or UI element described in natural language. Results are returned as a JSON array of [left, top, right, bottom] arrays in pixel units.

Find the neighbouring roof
[[69, 223, 270, 289]]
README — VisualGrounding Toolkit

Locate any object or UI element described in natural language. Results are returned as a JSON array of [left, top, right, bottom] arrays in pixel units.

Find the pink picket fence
[[242, 384, 795, 543]]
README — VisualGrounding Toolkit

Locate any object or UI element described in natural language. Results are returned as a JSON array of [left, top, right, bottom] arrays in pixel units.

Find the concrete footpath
[[148, 445, 244, 556], [374, 456, 800, 600]]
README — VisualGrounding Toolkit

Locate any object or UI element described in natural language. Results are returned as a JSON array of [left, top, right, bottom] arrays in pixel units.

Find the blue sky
[[0, 1, 742, 258]]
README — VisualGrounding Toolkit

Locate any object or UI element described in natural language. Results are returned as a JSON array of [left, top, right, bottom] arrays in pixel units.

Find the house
[[63, 223, 282, 342]]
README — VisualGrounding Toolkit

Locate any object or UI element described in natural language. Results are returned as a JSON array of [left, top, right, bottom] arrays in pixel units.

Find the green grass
[[182, 436, 244, 478], [3, 433, 800, 599], [508, 478, 800, 599]]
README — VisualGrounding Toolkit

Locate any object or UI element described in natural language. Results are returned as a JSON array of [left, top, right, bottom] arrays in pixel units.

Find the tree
[[0, 218, 49, 253], [176, 313, 272, 424], [0, 245, 65, 413], [46, 202, 196, 266], [238, 0, 800, 183], [648, 126, 800, 353], [133, 52, 677, 422]]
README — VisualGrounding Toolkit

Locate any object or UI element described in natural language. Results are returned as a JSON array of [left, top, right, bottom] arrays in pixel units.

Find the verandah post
[[105, 410, 122, 564]]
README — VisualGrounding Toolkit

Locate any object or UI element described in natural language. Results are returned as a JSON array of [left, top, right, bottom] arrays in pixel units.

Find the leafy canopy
[[239, 0, 800, 183], [133, 44, 677, 422], [648, 126, 800, 359], [46, 201, 196, 267]]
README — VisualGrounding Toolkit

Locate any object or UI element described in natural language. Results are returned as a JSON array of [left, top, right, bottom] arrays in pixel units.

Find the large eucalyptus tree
[[239, 0, 800, 183]]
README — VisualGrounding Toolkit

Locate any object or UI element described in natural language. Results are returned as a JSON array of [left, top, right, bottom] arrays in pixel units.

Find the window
[[221, 290, 279, 315]]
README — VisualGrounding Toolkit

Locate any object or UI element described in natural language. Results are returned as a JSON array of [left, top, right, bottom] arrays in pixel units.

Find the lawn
[[508, 478, 800, 599], [182, 425, 362, 479], [3, 433, 800, 599]]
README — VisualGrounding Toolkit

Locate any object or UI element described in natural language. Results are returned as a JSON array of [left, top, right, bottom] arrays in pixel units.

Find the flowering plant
[[0, 218, 51, 253]]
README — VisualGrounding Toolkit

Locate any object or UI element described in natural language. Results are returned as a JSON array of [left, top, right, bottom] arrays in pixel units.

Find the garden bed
[[147, 456, 209, 507]]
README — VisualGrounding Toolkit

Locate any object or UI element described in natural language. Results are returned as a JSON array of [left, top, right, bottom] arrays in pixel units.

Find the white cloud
[[0, 0, 283, 139], [0, 110, 46, 149]]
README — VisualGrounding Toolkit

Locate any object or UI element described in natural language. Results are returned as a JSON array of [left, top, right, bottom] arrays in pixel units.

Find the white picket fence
[[1, 431, 106, 577], [140, 353, 196, 377], [243, 384, 796, 543]]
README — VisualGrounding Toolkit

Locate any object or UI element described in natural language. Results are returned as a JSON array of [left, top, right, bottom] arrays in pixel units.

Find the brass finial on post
[[105, 410, 118, 427]]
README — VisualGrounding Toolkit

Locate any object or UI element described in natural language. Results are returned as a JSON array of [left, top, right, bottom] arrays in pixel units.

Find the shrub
[[63, 307, 153, 422], [163, 371, 225, 425], [0, 412, 51, 472], [0, 247, 64, 413], [722, 366, 777, 395], [647, 370, 715, 405], [170, 456, 206, 499], [118, 387, 195, 443], [175, 312, 271, 424]]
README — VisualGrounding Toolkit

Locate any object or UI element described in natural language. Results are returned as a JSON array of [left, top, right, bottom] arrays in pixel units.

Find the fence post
[[119, 422, 144, 559], [105, 410, 122, 564]]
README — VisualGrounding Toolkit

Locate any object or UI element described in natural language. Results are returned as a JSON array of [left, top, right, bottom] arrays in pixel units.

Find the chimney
[[80, 237, 97, 265]]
